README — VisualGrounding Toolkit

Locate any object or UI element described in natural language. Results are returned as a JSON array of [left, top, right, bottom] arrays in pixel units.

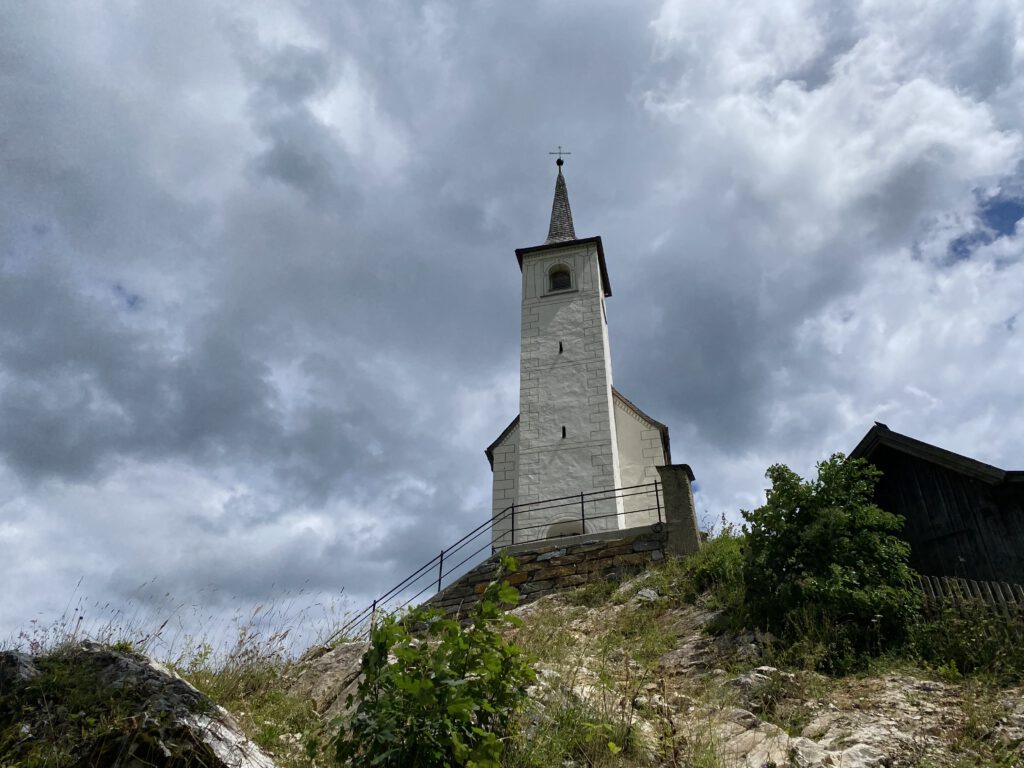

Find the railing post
[[437, 550, 444, 592], [511, 504, 516, 545], [580, 492, 586, 532], [655, 480, 662, 525]]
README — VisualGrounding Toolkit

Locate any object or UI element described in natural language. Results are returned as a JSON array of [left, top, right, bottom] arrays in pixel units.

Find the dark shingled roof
[[850, 422, 1023, 484], [545, 166, 576, 244]]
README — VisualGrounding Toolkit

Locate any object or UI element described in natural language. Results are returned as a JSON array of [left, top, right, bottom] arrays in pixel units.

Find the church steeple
[[544, 159, 576, 244]]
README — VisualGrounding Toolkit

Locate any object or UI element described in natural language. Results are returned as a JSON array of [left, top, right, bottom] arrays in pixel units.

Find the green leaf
[[497, 585, 519, 604], [332, 556, 535, 767]]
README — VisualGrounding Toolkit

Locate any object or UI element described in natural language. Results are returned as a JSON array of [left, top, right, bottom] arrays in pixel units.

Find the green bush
[[742, 454, 919, 672], [643, 523, 744, 614], [333, 555, 536, 767], [909, 601, 1024, 680], [677, 522, 745, 609]]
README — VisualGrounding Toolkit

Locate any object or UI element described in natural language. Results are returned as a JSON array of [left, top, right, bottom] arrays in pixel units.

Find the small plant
[[565, 578, 620, 607], [936, 659, 962, 682], [332, 554, 536, 767], [109, 639, 136, 654]]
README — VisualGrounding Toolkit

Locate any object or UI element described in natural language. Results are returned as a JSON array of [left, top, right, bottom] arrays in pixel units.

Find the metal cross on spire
[[548, 146, 571, 167]]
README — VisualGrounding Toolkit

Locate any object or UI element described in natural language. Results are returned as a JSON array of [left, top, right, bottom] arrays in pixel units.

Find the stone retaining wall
[[423, 524, 667, 618]]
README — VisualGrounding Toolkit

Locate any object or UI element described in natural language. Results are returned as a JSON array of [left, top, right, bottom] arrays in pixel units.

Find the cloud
[[1, 0, 1023, 647], [614, 0, 1023, 459]]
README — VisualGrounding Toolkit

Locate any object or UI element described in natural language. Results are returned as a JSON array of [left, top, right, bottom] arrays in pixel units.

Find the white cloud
[[2, 0, 1024, 648]]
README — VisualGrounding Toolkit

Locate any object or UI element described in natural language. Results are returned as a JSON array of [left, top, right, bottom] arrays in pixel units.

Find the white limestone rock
[[286, 640, 367, 719], [0, 642, 278, 768]]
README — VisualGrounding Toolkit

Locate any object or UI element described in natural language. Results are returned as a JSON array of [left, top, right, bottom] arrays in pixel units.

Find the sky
[[2, 0, 1023, 651]]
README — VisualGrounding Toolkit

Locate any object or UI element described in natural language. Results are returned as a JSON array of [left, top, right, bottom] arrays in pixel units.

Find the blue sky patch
[[947, 195, 1024, 263], [981, 198, 1024, 235]]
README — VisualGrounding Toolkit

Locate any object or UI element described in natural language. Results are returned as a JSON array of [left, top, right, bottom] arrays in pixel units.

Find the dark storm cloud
[[240, 42, 360, 208]]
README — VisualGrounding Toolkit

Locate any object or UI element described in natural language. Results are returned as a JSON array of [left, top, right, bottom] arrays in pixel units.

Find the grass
[[0, 642, 222, 767], [8, 551, 1024, 768], [172, 628, 324, 767], [2, 585, 352, 768], [506, 594, 662, 767], [564, 577, 621, 608], [909, 680, 1023, 768]]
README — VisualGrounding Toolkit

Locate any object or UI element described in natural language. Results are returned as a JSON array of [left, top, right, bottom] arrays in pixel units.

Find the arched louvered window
[[549, 267, 571, 291]]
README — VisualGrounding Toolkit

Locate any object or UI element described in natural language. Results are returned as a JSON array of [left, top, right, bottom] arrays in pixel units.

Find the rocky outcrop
[[508, 584, 1024, 768], [286, 641, 367, 719], [0, 642, 277, 768]]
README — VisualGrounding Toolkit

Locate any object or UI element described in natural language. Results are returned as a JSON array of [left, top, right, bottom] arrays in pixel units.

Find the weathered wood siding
[[870, 445, 1024, 582]]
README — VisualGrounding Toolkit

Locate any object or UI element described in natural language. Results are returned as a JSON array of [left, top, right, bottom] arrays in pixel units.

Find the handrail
[[325, 480, 662, 643]]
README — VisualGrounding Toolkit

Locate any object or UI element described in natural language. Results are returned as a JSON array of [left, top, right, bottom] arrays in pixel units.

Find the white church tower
[[487, 159, 672, 545]]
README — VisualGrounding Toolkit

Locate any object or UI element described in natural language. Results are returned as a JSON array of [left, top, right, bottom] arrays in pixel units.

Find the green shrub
[[742, 454, 919, 672], [333, 555, 536, 768], [909, 601, 1024, 680], [643, 523, 744, 615], [677, 522, 745, 610]]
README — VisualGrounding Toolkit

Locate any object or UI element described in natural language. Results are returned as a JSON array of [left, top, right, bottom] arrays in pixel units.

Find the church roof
[[485, 387, 670, 469], [545, 164, 576, 244], [484, 415, 520, 469], [610, 387, 672, 465]]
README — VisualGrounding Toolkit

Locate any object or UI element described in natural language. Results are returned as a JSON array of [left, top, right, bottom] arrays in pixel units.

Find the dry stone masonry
[[425, 525, 669, 618]]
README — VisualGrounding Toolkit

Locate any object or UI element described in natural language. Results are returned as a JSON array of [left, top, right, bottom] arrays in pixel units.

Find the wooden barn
[[850, 423, 1024, 584]]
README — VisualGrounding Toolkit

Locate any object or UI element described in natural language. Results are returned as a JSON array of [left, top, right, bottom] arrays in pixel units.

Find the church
[[486, 159, 675, 546]]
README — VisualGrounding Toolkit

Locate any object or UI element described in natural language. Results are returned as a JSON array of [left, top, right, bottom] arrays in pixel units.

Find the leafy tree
[[334, 555, 536, 767], [742, 454, 919, 670]]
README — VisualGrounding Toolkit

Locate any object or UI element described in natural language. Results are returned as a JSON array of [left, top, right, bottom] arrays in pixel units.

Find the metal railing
[[326, 481, 663, 643]]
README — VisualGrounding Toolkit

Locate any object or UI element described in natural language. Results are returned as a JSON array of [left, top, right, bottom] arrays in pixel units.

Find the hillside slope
[[5, 566, 1024, 767], [287, 567, 1024, 768]]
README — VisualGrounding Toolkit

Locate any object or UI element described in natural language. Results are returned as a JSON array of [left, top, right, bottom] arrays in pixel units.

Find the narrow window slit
[[558, 341, 563, 354], [562, 426, 566, 439]]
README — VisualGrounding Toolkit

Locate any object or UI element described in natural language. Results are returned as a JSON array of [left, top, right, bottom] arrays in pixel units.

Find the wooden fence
[[916, 574, 1024, 615]]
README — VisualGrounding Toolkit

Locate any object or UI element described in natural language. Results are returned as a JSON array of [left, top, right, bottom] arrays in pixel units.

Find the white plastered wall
[[490, 424, 518, 548], [613, 394, 667, 528], [515, 242, 623, 542]]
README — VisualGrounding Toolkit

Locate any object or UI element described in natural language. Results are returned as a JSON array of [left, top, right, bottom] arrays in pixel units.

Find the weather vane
[[548, 146, 571, 167]]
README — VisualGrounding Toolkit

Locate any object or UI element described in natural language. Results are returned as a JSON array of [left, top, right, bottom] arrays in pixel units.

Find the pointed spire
[[545, 158, 577, 244]]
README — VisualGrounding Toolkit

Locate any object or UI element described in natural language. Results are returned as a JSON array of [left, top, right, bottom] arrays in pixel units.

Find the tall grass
[[3, 581, 357, 768]]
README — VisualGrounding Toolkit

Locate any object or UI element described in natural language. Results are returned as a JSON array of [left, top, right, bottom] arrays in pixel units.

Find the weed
[[909, 602, 1024, 681], [566, 578, 621, 608], [642, 526, 745, 615]]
